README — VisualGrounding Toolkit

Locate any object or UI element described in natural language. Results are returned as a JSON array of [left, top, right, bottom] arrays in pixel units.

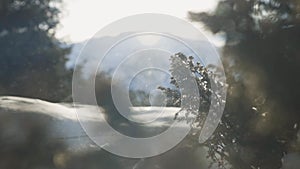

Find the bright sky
[[57, 0, 221, 44]]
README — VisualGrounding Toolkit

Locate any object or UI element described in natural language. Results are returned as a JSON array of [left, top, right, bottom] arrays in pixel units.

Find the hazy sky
[[57, 0, 221, 44]]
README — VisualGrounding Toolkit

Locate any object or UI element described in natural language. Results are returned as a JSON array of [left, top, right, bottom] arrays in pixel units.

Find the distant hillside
[[66, 32, 222, 78]]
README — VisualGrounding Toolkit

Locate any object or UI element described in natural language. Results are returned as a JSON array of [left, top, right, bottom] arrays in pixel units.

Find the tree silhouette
[[186, 0, 300, 168], [0, 0, 71, 101]]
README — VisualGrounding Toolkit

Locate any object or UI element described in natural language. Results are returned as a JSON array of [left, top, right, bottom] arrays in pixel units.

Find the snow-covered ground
[[0, 96, 212, 168], [0, 96, 181, 152]]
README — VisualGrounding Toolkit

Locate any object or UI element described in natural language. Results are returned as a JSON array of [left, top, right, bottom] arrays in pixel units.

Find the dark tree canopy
[[186, 0, 300, 168], [0, 0, 71, 101]]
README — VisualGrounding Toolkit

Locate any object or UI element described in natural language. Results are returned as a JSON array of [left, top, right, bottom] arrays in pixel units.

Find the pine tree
[[0, 0, 71, 101]]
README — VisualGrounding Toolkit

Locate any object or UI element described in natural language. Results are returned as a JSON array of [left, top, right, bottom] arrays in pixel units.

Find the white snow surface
[[0, 96, 180, 152]]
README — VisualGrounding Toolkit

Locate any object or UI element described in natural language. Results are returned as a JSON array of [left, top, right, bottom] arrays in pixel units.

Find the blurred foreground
[[0, 96, 211, 169]]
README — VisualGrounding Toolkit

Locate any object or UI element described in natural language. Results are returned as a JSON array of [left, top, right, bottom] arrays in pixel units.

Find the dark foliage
[[186, 0, 300, 168], [0, 0, 72, 102]]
